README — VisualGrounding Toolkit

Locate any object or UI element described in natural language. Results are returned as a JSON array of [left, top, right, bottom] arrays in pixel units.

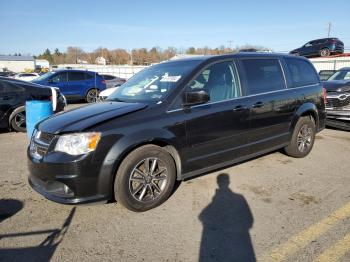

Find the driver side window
[[188, 61, 241, 102], [50, 72, 67, 83]]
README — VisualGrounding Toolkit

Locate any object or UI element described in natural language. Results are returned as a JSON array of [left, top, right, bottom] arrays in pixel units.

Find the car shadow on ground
[[198, 173, 256, 262], [0, 206, 76, 262]]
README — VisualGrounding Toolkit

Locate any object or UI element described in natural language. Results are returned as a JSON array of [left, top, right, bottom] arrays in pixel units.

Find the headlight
[[55, 132, 101, 155]]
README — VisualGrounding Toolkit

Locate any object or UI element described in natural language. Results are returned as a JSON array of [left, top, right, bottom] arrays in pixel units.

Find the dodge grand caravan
[[28, 53, 326, 212]]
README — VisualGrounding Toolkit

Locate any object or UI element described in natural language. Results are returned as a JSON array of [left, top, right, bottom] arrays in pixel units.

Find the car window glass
[[85, 73, 95, 79], [240, 59, 285, 95], [188, 61, 241, 102], [285, 58, 318, 88], [68, 72, 86, 81], [50, 72, 67, 83], [344, 72, 350, 80], [103, 75, 113, 80], [1, 81, 25, 92]]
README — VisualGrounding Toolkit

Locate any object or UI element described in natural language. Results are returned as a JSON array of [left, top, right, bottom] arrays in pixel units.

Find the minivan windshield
[[107, 60, 201, 103]]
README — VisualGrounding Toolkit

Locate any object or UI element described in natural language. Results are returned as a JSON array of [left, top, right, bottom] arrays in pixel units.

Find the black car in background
[[28, 53, 326, 212], [0, 71, 16, 78], [319, 70, 337, 81], [323, 67, 350, 130], [0, 77, 66, 132], [290, 38, 344, 58]]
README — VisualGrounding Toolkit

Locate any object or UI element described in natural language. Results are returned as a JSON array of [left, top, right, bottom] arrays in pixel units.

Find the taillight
[[322, 87, 327, 104]]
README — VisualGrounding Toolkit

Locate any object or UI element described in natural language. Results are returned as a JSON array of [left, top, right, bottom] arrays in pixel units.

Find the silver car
[[101, 74, 126, 89]]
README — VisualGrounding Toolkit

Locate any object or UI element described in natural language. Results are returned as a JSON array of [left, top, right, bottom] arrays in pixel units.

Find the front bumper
[[27, 148, 114, 205], [326, 108, 350, 121]]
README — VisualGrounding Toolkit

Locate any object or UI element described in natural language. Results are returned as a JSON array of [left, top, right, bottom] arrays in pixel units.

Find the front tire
[[284, 116, 316, 158], [320, 48, 330, 57], [10, 106, 26, 132], [115, 145, 176, 212], [85, 88, 99, 103]]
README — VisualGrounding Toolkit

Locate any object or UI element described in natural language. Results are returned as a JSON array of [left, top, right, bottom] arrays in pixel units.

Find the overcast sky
[[1, 0, 349, 55]]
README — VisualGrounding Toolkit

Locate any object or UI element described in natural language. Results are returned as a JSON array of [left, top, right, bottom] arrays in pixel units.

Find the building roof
[[0, 55, 34, 61]]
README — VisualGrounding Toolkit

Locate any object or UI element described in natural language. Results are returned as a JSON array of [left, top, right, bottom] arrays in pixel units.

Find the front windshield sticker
[[160, 75, 181, 82]]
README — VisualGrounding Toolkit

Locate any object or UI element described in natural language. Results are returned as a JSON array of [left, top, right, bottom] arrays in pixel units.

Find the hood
[[289, 47, 301, 53], [37, 101, 147, 134], [323, 80, 350, 93]]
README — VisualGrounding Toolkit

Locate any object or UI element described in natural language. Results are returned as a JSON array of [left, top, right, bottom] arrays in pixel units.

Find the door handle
[[251, 101, 264, 108], [232, 105, 248, 111]]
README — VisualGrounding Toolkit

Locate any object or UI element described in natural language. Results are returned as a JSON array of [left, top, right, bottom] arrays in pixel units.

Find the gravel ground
[[0, 105, 349, 262]]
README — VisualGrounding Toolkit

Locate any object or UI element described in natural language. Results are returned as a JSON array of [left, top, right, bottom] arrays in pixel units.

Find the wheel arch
[[8, 105, 25, 126], [103, 135, 183, 201], [290, 103, 319, 133]]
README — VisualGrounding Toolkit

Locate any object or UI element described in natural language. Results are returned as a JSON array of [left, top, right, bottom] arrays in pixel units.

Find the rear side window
[[102, 75, 114, 80], [85, 73, 95, 79], [0, 81, 25, 92], [68, 72, 86, 81], [284, 58, 319, 88], [240, 59, 285, 95]]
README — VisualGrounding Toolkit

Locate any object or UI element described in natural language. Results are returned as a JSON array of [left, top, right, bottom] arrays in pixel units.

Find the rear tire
[[85, 88, 99, 103], [320, 48, 330, 57], [10, 106, 26, 132], [284, 116, 316, 158], [115, 145, 176, 212]]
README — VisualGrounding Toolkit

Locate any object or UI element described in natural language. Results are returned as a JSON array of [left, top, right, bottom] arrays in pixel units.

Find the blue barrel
[[26, 101, 53, 138]]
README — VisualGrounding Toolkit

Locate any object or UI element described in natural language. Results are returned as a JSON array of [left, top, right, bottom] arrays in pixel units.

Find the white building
[[35, 59, 50, 69], [0, 55, 35, 72], [95, 56, 107, 65]]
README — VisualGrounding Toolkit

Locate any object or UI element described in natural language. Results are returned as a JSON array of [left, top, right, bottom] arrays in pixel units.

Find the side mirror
[[183, 90, 210, 107]]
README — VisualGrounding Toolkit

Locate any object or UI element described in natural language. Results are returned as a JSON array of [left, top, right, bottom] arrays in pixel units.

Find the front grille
[[38, 132, 55, 144], [30, 130, 56, 159], [326, 95, 350, 108]]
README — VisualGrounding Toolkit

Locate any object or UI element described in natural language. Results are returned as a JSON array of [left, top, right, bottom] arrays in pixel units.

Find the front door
[[183, 60, 251, 174]]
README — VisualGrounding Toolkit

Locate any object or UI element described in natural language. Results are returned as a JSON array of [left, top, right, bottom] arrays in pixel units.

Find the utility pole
[[228, 40, 234, 50], [327, 22, 332, 38]]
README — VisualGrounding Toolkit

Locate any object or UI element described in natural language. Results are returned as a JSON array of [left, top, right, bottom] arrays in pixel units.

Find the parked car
[[98, 86, 119, 101], [14, 72, 40, 81], [0, 71, 16, 78], [101, 74, 126, 88], [32, 69, 107, 103], [319, 70, 337, 81], [290, 38, 344, 58], [0, 77, 66, 132], [28, 53, 326, 211], [323, 67, 350, 130]]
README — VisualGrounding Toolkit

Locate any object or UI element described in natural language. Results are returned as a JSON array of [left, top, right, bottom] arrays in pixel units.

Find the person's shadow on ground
[[199, 173, 256, 262]]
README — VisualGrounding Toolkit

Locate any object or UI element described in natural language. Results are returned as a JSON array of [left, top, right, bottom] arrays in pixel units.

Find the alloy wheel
[[129, 157, 168, 203], [297, 124, 312, 153], [14, 112, 26, 130], [86, 89, 99, 103]]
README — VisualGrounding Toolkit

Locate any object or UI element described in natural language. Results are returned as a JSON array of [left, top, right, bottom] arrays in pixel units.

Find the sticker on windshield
[[160, 75, 181, 82]]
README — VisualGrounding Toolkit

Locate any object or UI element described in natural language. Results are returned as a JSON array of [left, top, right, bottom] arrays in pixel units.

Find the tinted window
[[50, 72, 68, 83], [285, 58, 319, 88], [0, 81, 25, 92], [85, 73, 95, 79], [102, 75, 114, 80], [188, 61, 241, 102], [68, 72, 86, 81], [240, 59, 285, 95]]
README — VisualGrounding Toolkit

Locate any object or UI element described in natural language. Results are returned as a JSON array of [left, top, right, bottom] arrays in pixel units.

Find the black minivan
[[28, 53, 326, 211]]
